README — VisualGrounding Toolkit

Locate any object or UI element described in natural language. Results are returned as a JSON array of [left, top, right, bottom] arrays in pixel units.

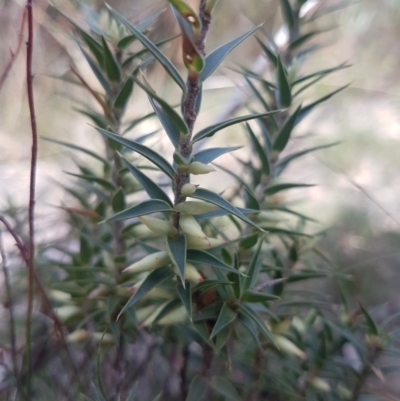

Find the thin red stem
[[26, 0, 37, 397]]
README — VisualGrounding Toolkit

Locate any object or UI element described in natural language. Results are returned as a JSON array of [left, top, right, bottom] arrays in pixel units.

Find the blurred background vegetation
[[0, 0, 399, 396]]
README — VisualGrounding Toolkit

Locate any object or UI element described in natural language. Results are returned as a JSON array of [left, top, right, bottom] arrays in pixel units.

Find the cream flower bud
[[139, 216, 178, 237], [172, 262, 203, 283], [157, 305, 188, 325], [185, 263, 204, 283], [122, 251, 170, 273], [54, 305, 81, 322], [187, 162, 216, 175], [50, 290, 72, 303], [140, 301, 169, 328], [275, 335, 307, 359], [186, 234, 226, 249], [67, 329, 90, 343], [135, 304, 159, 324], [143, 288, 174, 300], [175, 201, 219, 215], [181, 183, 198, 196], [310, 377, 331, 392], [92, 332, 115, 345], [179, 215, 208, 242]]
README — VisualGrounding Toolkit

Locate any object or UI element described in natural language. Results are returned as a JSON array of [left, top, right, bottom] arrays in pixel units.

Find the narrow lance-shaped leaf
[[94, 126, 175, 178], [134, 77, 188, 146], [193, 146, 241, 164], [115, 75, 135, 110], [187, 249, 240, 275], [297, 84, 349, 123], [185, 375, 207, 401], [210, 303, 237, 339], [272, 105, 301, 153], [359, 301, 379, 336], [200, 25, 262, 81], [280, 0, 295, 30], [210, 377, 241, 401], [65, 172, 116, 191], [177, 281, 192, 318], [193, 110, 280, 143], [42, 137, 110, 166], [106, 4, 186, 92], [189, 187, 263, 230], [276, 55, 292, 108], [53, 6, 104, 67], [120, 155, 172, 206], [242, 290, 280, 302], [118, 267, 173, 319], [246, 123, 270, 176], [292, 63, 351, 86], [78, 44, 112, 95], [255, 36, 277, 67], [101, 36, 121, 82], [106, 199, 172, 223], [289, 31, 319, 51], [238, 303, 276, 344], [265, 182, 315, 196], [167, 234, 187, 285], [242, 239, 263, 292]]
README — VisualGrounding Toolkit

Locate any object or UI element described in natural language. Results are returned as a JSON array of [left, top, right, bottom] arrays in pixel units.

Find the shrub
[[0, 1, 399, 400]]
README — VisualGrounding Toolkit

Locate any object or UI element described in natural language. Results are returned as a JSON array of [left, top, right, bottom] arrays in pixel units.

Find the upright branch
[[25, 0, 38, 396], [173, 0, 212, 212]]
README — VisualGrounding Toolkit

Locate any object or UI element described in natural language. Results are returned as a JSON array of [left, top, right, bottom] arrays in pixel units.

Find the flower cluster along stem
[[173, 0, 211, 221]]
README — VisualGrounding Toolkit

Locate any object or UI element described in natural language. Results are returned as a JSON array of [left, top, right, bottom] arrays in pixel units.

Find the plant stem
[[173, 0, 212, 219], [26, 0, 37, 396]]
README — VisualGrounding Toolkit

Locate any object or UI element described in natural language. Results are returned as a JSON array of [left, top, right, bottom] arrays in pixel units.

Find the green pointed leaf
[[280, 0, 295, 29], [121, 156, 172, 206], [193, 147, 241, 164], [118, 267, 172, 318], [101, 36, 121, 82], [194, 279, 232, 293], [94, 127, 175, 178], [177, 281, 192, 318], [134, 78, 188, 146], [244, 76, 271, 112], [237, 313, 261, 346], [167, 234, 187, 284], [106, 200, 172, 223], [53, 6, 104, 67], [239, 233, 259, 250], [275, 142, 340, 174], [115, 76, 135, 110], [272, 105, 301, 152], [292, 63, 351, 86], [215, 325, 231, 349], [189, 188, 262, 230], [238, 303, 276, 344], [42, 137, 110, 166], [276, 55, 292, 108], [298, 84, 349, 122], [289, 31, 319, 51], [187, 249, 240, 275], [106, 4, 186, 92], [242, 240, 263, 292], [246, 123, 270, 176], [78, 44, 112, 95], [80, 235, 92, 265], [210, 377, 241, 401], [126, 383, 138, 401], [200, 25, 261, 81], [112, 188, 126, 213], [151, 298, 183, 324], [193, 111, 278, 143], [359, 301, 379, 336], [244, 187, 260, 210], [242, 290, 279, 302], [186, 375, 207, 401], [265, 182, 315, 196], [210, 303, 237, 339], [255, 37, 277, 67], [65, 172, 116, 191], [93, 384, 107, 401]]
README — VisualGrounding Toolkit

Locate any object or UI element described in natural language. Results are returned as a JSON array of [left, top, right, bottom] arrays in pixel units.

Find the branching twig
[[0, 7, 27, 94]]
